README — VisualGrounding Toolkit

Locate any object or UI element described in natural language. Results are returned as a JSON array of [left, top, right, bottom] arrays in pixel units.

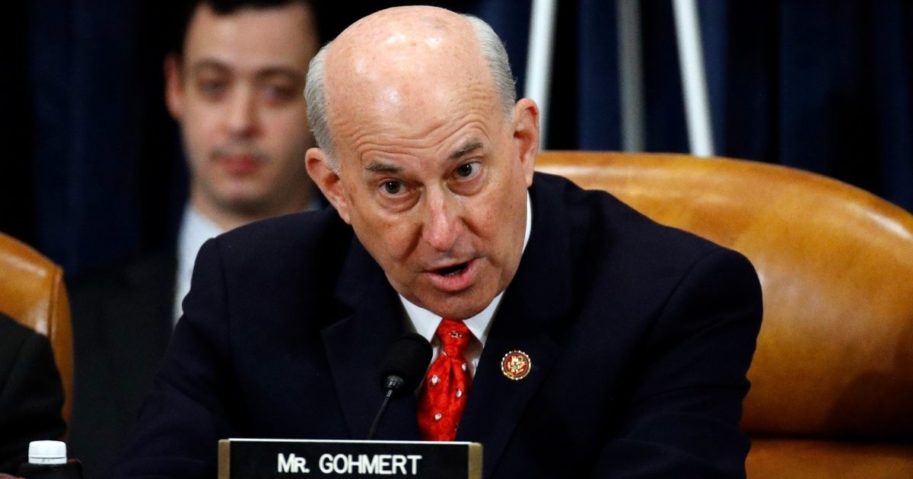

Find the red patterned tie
[[417, 318, 473, 441]]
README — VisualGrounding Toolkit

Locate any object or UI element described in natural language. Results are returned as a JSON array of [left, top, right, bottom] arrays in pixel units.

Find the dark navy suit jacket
[[112, 173, 762, 478], [0, 313, 66, 473], [69, 250, 175, 478]]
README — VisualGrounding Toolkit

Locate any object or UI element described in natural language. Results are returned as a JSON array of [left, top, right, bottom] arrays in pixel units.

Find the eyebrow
[[363, 141, 485, 174], [365, 161, 402, 174], [449, 141, 484, 161], [254, 68, 304, 84], [190, 60, 230, 76], [189, 60, 303, 83]]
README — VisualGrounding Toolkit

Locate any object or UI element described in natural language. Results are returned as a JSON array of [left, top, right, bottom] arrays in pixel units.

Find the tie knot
[[435, 318, 472, 357]]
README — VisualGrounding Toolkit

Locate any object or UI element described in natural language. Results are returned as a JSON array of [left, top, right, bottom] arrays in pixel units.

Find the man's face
[[166, 3, 318, 219], [309, 38, 539, 319]]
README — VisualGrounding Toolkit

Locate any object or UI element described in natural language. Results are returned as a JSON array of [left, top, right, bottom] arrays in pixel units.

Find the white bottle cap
[[28, 440, 67, 465]]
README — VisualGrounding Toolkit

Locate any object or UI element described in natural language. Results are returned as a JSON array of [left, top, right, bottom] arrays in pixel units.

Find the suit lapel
[[321, 239, 422, 440], [321, 175, 578, 471], [457, 321, 560, 476], [457, 178, 576, 477]]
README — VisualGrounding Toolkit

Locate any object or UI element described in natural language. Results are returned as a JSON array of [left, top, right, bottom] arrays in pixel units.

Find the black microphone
[[367, 333, 432, 439]]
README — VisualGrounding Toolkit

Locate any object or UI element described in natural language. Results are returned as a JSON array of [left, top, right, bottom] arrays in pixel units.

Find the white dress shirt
[[173, 205, 223, 326]]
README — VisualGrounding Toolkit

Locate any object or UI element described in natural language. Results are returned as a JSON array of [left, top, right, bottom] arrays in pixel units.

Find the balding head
[[305, 6, 516, 164], [303, 6, 538, 319]]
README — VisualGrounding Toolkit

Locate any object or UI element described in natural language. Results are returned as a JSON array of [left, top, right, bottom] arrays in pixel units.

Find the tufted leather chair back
[[0, 232, 73, 425], [536, 151, 913, 478]]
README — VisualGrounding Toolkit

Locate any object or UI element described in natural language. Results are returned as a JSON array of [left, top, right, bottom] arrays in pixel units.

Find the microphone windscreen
[[379, 333, 432, 397]]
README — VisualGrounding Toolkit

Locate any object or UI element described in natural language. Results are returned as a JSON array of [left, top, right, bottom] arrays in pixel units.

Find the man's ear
[[512, 98, 540, 187], [305, 148, 352, 224], [164, 54, 185, 121]]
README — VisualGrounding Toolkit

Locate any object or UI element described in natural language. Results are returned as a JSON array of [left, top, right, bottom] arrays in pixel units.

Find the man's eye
[[197, 79, 227, 99], [262, 84, 297, 104], [382, 181, 403, 195], [455, 162, 480, 179]]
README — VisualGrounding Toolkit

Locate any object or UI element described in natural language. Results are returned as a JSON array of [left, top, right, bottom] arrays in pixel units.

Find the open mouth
[[435, 262, 469, 277], [426, 259, 476, 292]]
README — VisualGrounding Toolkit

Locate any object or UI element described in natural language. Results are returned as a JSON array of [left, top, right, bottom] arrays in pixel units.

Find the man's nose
[[226, 88, 259, 138], [422, 190, 463, 252]]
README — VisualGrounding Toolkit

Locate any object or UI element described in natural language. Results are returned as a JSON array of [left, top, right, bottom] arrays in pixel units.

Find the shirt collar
[[174, 204, 224, 324], [177, 204, 223, 274]]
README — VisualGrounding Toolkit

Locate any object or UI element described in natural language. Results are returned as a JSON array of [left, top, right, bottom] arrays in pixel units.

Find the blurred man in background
[[69, 1, 320, 476]]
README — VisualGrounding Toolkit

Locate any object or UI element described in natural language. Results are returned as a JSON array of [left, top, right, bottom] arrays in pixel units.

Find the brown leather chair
[[536, 151, 913, 478], [0, 232, 73, 425]]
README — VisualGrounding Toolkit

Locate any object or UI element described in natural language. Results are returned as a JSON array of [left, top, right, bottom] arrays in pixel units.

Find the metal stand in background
[[618, 0, 645, 152], [526, 0, 714, 156], [525, 0, 557, 149], [672, 0, 715, 156]]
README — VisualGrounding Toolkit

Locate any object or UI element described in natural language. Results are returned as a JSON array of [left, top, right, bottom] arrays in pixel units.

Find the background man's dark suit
[[113, 173, 762, 478], [0, 312, 66, 473], [69, 252, 175, 477]]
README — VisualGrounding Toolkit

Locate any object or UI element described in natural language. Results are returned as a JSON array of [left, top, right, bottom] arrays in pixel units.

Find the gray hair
[[304, 13, 517, 167], [304, 45, 333, 160]]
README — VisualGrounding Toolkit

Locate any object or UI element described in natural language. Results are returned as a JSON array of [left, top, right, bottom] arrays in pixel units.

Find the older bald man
[[113, 6, 761, 478]]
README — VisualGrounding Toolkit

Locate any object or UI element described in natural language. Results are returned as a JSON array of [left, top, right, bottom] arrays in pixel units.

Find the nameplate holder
[[218, 438, 482, 479]]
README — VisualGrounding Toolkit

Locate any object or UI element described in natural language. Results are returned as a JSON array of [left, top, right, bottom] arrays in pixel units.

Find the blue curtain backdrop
[[4, 0, 911, 279], [16, 0, 184, 279]]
